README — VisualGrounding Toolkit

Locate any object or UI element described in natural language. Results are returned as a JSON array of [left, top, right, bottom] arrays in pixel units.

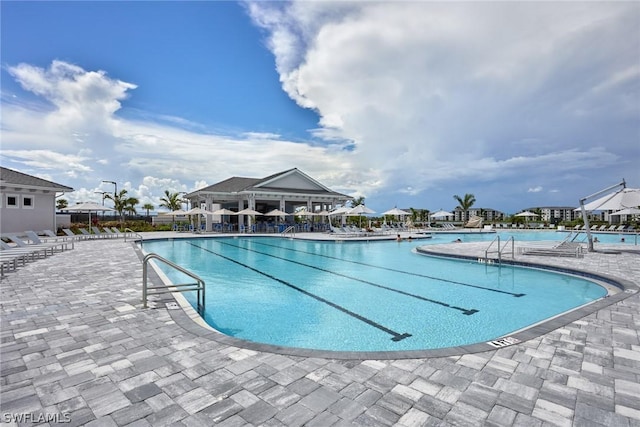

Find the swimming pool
[[142, 235, 609, 353]]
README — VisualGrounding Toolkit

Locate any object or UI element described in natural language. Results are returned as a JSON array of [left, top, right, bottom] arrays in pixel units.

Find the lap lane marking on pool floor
[[187, 242, 411, 342], [253, 240, 525, 298], [210, 240, 479, 316]]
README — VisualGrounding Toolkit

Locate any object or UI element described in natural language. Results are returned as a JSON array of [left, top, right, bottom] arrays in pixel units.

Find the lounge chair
[[24, 231, 74, 251], [91, 226, 115, 238], [63, 229, 86, 241], [606, 225, 617, 232], [3, 237, 59, 256], [26, 230, 74, 247]]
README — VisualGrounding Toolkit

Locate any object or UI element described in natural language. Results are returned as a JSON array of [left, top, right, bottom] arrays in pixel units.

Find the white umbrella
[[347, 205, 375, 227], [382, 207, 410, 216], [66, 202, 115, 230], [265, 209, 290, 216], [514, 211, 539, 218], [348, 205, 376, 215], [430, 209, 453, 219], [329, 206, 351, 215], [609, 207, 640, 216], [581, 188, 640, 211], [185, 207, 210, 215], [210, 208, 237, 215], [66, 202, 115, 213], [236, 208, 262, 216]]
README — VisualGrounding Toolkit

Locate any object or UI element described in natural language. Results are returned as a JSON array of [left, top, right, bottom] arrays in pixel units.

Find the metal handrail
[[142, 253, 205, 315], [484, 235, 500, 263], [484, 235, 514, 264], [281, 225, 296, 237], [124, 228, 143, 245], [499, 236, 515, 261]]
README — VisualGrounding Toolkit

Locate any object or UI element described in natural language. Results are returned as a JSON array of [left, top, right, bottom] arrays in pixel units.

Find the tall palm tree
[[159, 190, 182, 212], [56, 199, 68, 211], [105, 189, 139, 223], [453, 193, 476, 222], [142, 203, 154, 217], [350, 196, 365, 207]]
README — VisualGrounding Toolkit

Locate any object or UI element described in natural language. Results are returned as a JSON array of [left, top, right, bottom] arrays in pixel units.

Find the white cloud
[[248, 1, 639, 209], [2, 1, 639, 213]]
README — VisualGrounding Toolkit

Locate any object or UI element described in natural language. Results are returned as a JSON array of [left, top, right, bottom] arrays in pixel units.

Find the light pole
[[102, 180, 117, 197], [95, 191, 107, 218]]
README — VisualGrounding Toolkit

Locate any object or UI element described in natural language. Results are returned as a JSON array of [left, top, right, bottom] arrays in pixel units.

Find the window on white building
[[6, 194, 19, 208], [22, 195, 34, 209]]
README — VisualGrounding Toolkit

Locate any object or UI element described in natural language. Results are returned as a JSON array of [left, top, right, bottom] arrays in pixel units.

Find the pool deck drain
[[1, 232, 639, 426]]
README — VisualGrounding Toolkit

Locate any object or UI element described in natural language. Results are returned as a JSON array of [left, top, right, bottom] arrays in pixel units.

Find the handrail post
[[142, 252, 205, 315]]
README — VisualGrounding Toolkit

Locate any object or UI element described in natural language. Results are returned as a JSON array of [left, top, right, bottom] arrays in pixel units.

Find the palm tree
[[105, 189, 139, 223], [453, 193, 476, 222], [56, 199, 68, 211], [350, 196, 365, 207], [142, 203, 154, 217], [159, 190, 182, 212]]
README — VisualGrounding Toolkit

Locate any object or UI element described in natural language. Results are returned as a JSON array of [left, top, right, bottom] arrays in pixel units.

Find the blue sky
[[1, 1, 639, 214]]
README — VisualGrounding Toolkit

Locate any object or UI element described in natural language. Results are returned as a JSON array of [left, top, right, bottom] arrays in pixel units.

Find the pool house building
[[185, 168, 352, 232]]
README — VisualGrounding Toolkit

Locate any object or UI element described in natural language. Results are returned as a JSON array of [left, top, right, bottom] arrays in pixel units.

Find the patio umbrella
[[382, 207, 410, 216], [265, 209, 290, 217], [580, 188, 640, 211], [347, 205, 376, 227], [210, 208, 237, 216], [514, 211, 539, 218], [430, 209, 453, 219], [609, 207, 640, 216], [66, 202, 115, 230], [515, 211, 539, 227], [185, 207, 210, 215], [236, 208, 262, 216], [329, 206, 351, 215]]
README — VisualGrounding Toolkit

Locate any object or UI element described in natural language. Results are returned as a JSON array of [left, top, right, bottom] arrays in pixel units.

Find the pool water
[[143, 235, 608, 352]]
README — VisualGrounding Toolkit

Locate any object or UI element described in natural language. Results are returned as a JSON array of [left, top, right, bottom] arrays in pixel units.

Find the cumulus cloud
[[248, 1, 639, 208], [2, 1, 639, 212]]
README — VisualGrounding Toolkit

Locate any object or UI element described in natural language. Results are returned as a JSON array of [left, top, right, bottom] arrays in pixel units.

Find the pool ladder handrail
[[281, 225, 296, 237], [484, 235, 514, 264], [124, 228, 144, 246], [142, 253, 205, 315]]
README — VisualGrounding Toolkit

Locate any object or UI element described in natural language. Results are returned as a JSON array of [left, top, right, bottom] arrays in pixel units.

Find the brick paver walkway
[[1, 234, 638, 426]]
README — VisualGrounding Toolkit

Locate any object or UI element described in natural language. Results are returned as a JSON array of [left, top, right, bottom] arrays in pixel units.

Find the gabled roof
[[0, 167, 73, 192], [191, 168, 350, 198], [197, 176, 262, 193]]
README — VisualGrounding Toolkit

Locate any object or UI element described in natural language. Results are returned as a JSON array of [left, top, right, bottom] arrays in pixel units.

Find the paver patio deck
[[1, 232, 638, 426]]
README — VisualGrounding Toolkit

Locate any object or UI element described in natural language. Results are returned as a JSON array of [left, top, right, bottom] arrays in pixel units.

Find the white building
[[185, 168, 352, 232], [0, 167, 73, 234]]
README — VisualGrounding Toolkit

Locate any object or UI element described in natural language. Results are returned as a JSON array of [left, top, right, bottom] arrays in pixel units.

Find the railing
[[142, 253, 205, 315], [483, 235, 514, 264], [124, 228, 143, 245], [281, 225, 296, 237]]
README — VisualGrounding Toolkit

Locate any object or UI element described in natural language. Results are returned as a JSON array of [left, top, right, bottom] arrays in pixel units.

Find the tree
[[350, 196, 365, 207], [159, 190, 182, 212], [56, 199, 68, 211], [142, 203, 154, 217], [453, 193, 476, 222], [105, 189, 139, 223]]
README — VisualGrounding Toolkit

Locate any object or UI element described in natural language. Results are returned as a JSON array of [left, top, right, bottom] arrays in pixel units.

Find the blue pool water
[[143, 233, 609, 352]]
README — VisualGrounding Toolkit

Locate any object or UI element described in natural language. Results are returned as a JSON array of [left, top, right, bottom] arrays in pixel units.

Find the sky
[[1, 1, 639, 215]]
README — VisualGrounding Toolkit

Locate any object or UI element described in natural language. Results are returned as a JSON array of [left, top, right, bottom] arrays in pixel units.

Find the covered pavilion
[[184, 168, 352, 232]]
